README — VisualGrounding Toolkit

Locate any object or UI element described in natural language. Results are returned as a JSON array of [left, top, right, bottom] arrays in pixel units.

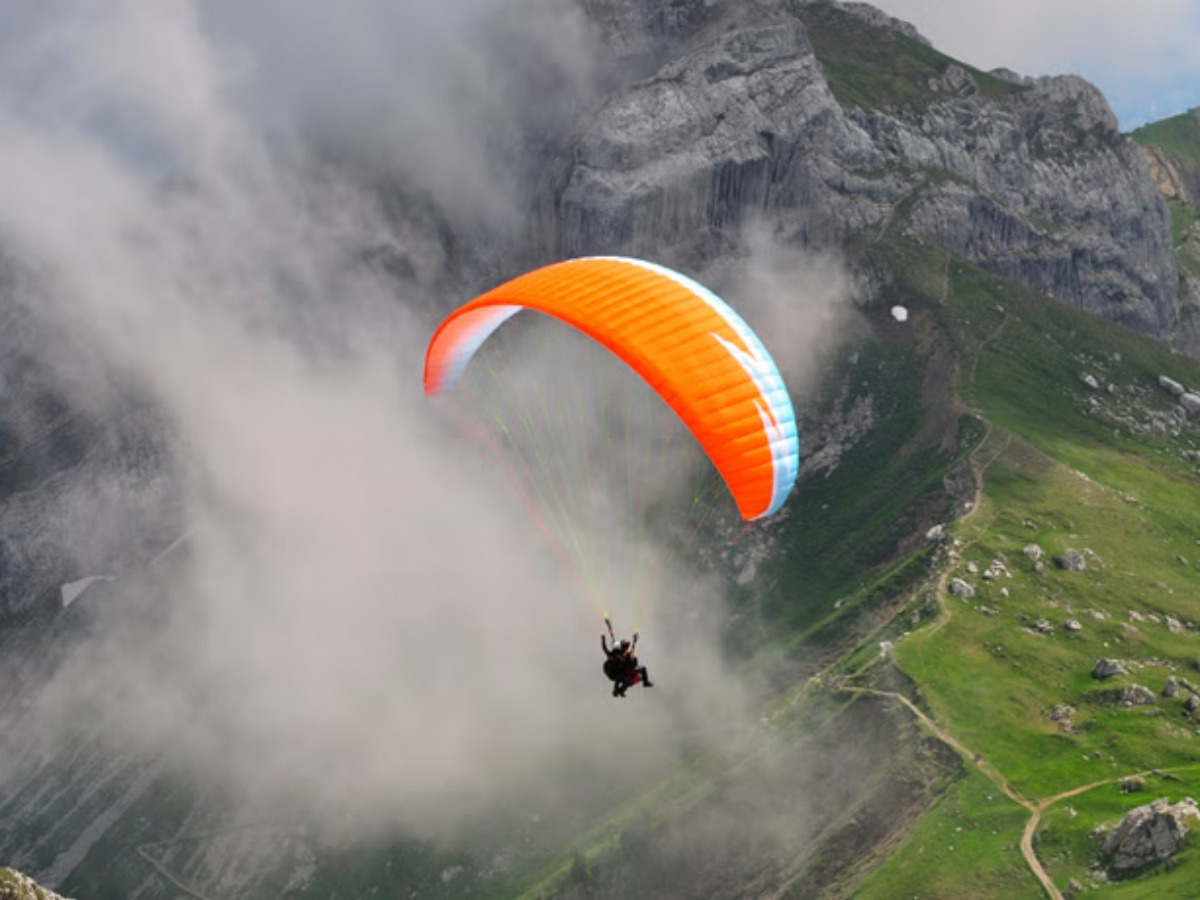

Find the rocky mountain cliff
[[534, 1, 1180, 345]]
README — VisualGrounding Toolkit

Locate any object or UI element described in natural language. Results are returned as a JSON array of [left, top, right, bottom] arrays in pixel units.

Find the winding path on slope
[[134, 822, 284, 900], [864, 293, 1193, 899], [134, 843, 219, 900], [860, 295, 1057, 897], [848, 686, 1192, 900], [843, 686, 1051, 897]]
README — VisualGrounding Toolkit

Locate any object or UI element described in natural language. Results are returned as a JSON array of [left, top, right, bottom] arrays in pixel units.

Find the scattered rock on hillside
[[1181, 393, 1200, 415], [983, 558, 1010, 580], [1049, 704, 1076, 733], [1023, 543, 1043, 561], [1065, 619, 1082, 632], [1101, 797, 1200, 871], [1033, 618, 1055, 635], [949, 578, 975, 599], [1111, 685, 1156, 707], [1120, 776, 1147, 794], [1085, 609, 1108, 621], [1050, 704, 1076, 721], [926, 63, 974, 96], [1130, 610, 1146, 622], [1164, 676, 1181, 698], [1159, 375, 1186, 397], [966, 561, 979, 575], [840, 1, 932, 42], [925, 523, 946, 542], [1057, 549, 1087, 571], [1094, 659, 1126, 680], [1167, 615, 1184, 633], [1082, 373, 1101, 390], [1186, 693, 1200, 714]]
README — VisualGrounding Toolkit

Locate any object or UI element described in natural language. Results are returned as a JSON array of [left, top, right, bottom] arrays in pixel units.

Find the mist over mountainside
[[1, 1, 1198, 898]]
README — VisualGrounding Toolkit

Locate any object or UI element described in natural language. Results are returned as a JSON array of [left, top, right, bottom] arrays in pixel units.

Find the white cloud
[[0, 0, 746, 838]]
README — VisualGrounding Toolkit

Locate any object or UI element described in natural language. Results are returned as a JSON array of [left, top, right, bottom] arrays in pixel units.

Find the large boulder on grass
[[1101, 798, 1200, 870], [1093, 658, 1126, 680], [1056, 549, 1086, 571], [949, 578, 975, 599], [1113, 685, 1156, 707]]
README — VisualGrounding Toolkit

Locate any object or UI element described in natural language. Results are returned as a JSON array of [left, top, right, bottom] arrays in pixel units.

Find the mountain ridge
[[531, 1, 1182, 352]]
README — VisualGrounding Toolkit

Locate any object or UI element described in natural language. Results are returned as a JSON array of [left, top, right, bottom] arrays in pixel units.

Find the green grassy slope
[[523, 227, 1200, 897], [849, 233, 1200, 897]]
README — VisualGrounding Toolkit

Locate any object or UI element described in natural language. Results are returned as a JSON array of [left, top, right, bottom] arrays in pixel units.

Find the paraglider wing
[[424, 257, 799, 520]]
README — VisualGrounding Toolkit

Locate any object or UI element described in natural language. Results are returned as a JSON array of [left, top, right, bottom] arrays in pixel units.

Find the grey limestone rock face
[[1170, 275, 1200, 356], [948, 577, 975, 598], [555, 12, 865, 261]]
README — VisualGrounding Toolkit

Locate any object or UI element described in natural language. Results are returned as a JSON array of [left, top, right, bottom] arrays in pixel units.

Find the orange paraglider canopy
[[424, 256, 798, 520]]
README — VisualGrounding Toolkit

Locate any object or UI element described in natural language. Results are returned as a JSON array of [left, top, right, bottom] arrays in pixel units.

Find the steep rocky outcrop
[[1129, 109, 1200, 354], [1093, 659, 1126, 679], [549, 1, 1180, 342], [1140, 145, 1199, 205]]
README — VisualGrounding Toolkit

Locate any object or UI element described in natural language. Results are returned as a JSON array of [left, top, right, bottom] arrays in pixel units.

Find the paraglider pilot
[[602, 618, 653, 698]]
